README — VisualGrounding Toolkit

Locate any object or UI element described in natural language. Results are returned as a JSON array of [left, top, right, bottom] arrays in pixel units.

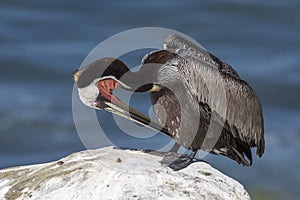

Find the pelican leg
[[161, 151, 197, 171], [169, 142, 181, 153]]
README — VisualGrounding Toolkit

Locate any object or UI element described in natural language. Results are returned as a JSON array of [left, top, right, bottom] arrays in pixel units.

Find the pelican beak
[[93, 80, 170, 136]]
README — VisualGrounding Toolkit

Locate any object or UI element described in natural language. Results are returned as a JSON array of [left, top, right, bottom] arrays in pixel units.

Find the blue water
[[1, 0, 300, 199]]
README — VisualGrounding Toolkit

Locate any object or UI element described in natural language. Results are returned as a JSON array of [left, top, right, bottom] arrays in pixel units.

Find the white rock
[[0, 147, 251, 200]]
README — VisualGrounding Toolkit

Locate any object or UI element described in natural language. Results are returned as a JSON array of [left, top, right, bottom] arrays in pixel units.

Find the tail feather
[[212, 134, 253, 166]]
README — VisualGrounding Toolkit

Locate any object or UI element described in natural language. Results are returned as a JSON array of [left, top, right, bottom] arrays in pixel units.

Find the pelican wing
[[163, 35, 265, 156], [163, 34, 241, 79]]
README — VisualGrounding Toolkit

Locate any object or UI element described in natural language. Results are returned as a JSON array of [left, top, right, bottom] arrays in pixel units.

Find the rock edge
[[0, 147, 251, 200]]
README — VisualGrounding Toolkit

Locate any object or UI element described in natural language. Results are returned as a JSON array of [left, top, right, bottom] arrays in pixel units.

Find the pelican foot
[[160, 152, 194, 171]]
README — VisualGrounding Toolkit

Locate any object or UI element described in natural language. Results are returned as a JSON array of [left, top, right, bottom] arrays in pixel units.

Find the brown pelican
[[73, 34, 264, 170]]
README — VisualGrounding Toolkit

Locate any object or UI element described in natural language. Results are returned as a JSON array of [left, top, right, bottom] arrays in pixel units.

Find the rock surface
[[0, 147, 251, 200]]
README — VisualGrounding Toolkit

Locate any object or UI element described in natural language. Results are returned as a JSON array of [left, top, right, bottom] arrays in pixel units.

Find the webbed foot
[[161, 151, 197, 171]]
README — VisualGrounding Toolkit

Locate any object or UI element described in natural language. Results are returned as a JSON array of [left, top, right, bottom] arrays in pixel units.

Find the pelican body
[[73, 34, 264, 169]]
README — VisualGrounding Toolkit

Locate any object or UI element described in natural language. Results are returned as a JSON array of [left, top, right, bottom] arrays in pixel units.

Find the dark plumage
[[73, 34, 265, 168]]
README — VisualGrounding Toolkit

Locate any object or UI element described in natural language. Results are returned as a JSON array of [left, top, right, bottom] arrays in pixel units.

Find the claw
[[160, 151, 197, 171]]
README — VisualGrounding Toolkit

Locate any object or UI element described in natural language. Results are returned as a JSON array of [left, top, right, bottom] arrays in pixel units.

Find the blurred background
[[0, 0, 299, 199]]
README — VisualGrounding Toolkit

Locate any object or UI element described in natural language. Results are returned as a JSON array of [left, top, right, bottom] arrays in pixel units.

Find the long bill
[[99, 98, 171, 137]]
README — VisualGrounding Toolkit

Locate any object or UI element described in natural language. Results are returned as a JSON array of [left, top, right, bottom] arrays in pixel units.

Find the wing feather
[[164, 34, 241, 79], [163, 34, 265, 156]]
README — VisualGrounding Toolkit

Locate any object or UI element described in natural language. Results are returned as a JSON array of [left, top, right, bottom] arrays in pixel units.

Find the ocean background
[[0, 0, 299, 199]]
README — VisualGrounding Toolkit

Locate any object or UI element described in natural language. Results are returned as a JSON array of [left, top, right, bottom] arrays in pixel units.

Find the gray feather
[[164, 34, 241, 79], [162, 35, 265, 157]]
